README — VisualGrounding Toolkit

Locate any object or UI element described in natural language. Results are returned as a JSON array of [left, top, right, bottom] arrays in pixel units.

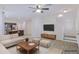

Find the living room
[[0, 4, 79, 54]]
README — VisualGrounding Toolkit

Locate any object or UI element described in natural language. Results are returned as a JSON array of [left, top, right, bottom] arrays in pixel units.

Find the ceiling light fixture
[[63, 10, 68, 13], [36, 9, 41, 13], [58, 14, 63, 17], [63, 9, 69, 13]]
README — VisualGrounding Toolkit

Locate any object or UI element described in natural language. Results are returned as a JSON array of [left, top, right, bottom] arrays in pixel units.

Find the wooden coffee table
[[17, 41, 38, 54]]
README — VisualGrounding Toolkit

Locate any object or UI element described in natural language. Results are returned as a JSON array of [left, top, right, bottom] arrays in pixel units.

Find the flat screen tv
[[43, 24, 54, 31]]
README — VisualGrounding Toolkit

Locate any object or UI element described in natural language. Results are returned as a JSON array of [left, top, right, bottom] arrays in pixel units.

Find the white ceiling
[[0, 4, 79, 19]]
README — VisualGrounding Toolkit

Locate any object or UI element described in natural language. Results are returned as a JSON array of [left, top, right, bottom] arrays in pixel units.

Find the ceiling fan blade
[[33, 10, 36, 12], [28, 7, 36, 9], [44, 4, 52, 6], [41, 8, 49, 10]]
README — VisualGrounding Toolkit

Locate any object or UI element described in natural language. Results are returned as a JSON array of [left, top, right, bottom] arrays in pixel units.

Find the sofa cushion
[[40, 39, 52, 48], [10, 34, 18, 38], [0, 43, 10, 54], [39, 46, 49, 54], [0, 35, 11, 41], [48, 47, 63, 54], [50, 40, 64, 49], [0, 39, 14, 46], [0, 36, 26, 47]]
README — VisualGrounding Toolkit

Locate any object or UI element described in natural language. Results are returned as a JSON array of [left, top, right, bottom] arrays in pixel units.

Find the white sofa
[[0, 43, 10, 54], [0, 34, 27, 48]]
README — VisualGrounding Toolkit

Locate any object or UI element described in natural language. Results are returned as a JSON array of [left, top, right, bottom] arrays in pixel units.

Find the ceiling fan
[[29, 4, 49, 13]]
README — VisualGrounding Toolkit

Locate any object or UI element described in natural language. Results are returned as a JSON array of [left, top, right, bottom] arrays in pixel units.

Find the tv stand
[[41, 33, 56, 40]]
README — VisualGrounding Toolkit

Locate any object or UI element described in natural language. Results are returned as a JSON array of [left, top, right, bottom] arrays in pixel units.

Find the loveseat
[[39, 33, 78, 54]]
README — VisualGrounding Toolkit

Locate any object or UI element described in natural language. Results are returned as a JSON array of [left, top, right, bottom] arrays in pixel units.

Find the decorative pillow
[[40, 39, 52, 48]]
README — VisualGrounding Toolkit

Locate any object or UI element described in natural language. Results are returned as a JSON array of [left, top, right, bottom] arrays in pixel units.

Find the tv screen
[[43, 24, 54, 31]]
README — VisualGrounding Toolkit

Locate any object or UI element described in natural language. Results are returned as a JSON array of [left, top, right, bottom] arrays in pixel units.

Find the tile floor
[[7, 45, 79, 54], [7, 46, 48, 54]]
